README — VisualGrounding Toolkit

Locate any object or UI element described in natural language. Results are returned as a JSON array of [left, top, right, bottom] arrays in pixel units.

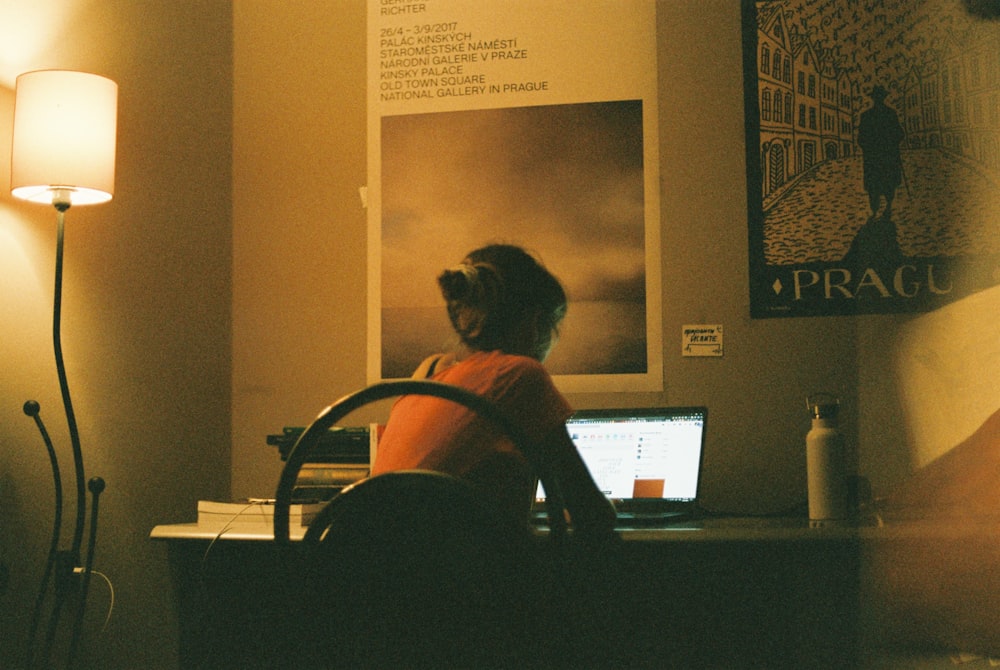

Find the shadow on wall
[[894, 284, 1000, 470], [870, 406, 1000, 657]]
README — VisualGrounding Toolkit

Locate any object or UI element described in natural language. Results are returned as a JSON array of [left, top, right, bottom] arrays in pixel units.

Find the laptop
[[533, 406, 708, 529]]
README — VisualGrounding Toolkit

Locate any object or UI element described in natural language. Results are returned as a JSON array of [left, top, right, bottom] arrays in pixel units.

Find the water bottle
[[806, 393, 848, 521]]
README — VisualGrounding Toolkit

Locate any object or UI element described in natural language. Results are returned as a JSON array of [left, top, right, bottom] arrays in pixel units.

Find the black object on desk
[[266, 425, 370, 463]]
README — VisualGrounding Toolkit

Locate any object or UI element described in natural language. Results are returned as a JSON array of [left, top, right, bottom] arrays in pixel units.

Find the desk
[[151, 516, 1000, 668]]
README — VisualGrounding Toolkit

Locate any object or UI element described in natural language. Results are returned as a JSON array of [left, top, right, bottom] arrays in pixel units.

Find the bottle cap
[[806, 393, 839, 419], [811, 403, 839, 419]]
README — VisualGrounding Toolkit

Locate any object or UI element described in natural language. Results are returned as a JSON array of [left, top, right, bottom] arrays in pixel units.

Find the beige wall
[[232, 1, 865, 516], [232, 0, 372, 504], [858, 288, 1000, 487], [0, 1, 231, 668], [231, 0, 1000, 510]]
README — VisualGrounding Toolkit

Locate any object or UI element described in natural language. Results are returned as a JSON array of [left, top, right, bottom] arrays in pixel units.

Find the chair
[[271, 380, 569, 668]]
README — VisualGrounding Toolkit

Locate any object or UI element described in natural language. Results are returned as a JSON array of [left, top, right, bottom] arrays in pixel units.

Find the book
[[297, 464, 369, 486], [196, 499, 326, 528]]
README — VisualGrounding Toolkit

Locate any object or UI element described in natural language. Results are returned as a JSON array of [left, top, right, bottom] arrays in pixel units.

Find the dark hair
[[437, 244, 567, 359]]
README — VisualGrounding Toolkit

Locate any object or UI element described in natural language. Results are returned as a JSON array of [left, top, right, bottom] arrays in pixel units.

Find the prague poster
[[744, 0, 1000, 318]]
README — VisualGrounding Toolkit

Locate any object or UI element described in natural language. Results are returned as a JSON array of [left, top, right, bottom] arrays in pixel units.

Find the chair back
[[273, 379, 567, 544], [270, 380, 568, 667]]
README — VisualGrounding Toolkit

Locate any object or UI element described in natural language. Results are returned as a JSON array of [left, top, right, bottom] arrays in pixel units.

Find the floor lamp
[[10, 69, 117, 669]]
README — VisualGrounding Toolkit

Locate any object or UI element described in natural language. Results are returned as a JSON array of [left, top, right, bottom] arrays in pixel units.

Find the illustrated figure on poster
[[856, 84, 905, 222]]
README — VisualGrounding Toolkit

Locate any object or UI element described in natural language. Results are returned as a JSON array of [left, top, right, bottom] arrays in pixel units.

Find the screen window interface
[[537, 412, 703, 502]]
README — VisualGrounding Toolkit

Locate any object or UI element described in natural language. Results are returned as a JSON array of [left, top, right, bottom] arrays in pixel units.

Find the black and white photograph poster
[[367, 0, 661, 391], [744, 0, 1000, 318]]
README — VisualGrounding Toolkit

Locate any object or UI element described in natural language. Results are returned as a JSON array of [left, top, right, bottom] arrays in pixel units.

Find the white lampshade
[[10, 70, 118, 207]]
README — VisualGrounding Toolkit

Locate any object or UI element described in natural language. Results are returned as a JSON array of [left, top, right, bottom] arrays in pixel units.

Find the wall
[[232, 0, 373, 500], [859, 287, 1000, 490], [231, 0, 1000, 518], [231, 0, 866, 517], [0, 1, 231, 668]]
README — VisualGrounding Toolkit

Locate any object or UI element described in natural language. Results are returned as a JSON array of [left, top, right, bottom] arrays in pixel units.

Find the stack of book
[[266, 424, 380, 501], [196, 499, 327, 530]]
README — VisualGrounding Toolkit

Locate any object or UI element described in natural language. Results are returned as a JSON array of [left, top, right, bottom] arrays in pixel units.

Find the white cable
[[73, 568, 115, 632], [89, 570, 115, 633], [201, 501, 260, 565]]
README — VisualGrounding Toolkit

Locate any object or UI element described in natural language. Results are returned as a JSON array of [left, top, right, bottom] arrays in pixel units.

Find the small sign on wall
[[682, 324, 723, 357]]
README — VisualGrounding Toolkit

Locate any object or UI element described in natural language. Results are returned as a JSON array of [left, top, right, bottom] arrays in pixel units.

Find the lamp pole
[[52, 200, 87, 563]]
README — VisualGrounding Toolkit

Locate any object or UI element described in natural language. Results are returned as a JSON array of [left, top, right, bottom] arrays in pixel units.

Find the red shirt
[[372, 350, 573, 520]]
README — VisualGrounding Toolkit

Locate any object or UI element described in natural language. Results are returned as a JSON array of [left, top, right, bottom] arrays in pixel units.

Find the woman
[[372, 244, 616, 535]]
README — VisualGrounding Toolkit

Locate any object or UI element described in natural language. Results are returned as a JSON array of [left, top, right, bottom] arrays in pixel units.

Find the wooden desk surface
[[150, 514, 873, 543], [152, 513, 1000, 546], [150, 520, 305, 542]]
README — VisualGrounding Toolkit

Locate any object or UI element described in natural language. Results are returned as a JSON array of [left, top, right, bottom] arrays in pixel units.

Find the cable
[[201, 502, 258, 568], [88, 571, 115, 633]]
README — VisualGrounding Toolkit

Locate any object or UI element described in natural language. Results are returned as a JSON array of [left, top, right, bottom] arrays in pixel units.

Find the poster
[[743, 0, 1000, 318], [367, 0, 661, 392]]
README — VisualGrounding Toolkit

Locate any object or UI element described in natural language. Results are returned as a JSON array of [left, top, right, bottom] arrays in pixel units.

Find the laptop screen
[[535, 407, 707, 506]]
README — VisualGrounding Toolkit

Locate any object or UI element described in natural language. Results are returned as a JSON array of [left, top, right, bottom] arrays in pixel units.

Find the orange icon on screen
[[632, 479, 665, 498]]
